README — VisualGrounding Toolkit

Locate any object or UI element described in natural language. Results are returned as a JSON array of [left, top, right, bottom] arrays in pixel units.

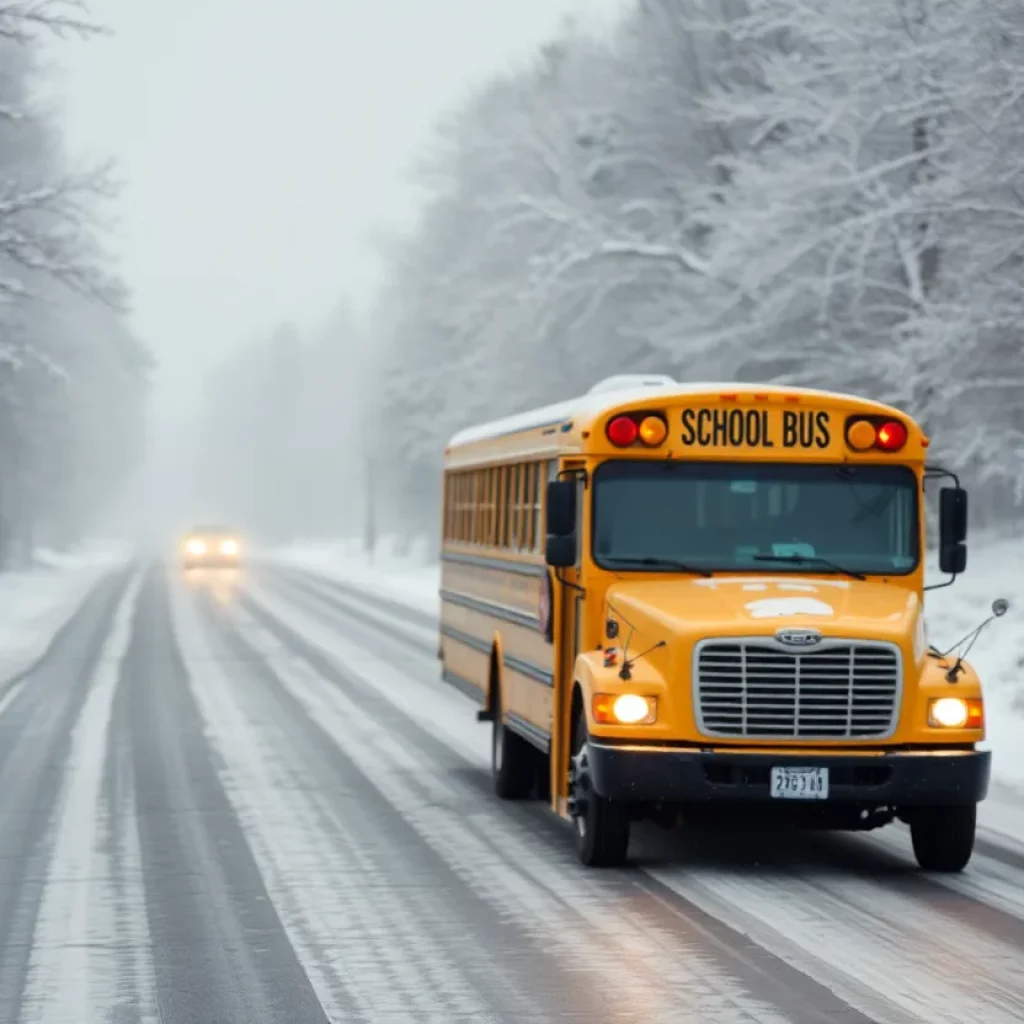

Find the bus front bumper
[[586, 743, 991, 806]]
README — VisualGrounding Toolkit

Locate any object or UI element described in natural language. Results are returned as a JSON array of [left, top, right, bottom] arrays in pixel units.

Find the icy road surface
[[0, 560, 1022, 1023]]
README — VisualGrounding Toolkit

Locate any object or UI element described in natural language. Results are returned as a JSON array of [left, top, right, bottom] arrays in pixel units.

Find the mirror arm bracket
[[924, 464, 961, 488], [557, 466, 588, 487], [555, 568, 585, 594]]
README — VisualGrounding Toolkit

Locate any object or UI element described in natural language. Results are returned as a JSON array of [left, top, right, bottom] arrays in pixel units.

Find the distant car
[[181, 526, 242, 568]]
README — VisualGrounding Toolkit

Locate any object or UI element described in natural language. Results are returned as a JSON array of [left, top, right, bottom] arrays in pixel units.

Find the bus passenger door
[[550, 462, 585, 814]]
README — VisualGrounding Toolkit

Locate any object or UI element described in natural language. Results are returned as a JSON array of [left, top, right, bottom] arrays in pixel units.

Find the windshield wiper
[[752, 553, 866, 581], [608, 557, 713, 578]]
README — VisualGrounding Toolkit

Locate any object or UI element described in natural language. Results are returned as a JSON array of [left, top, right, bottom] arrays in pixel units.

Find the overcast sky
[[46, 0, 628, 430]]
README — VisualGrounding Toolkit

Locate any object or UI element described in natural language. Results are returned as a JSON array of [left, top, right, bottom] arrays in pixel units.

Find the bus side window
[[533, 462, 549, 551], [574, 473, 585, 566]]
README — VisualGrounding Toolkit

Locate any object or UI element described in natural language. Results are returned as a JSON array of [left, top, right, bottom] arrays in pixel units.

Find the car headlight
[[220, 539, 239, 555], [928, 696, 983, 728], [186, 539, 206, 555], [592, 693, 657, 725]]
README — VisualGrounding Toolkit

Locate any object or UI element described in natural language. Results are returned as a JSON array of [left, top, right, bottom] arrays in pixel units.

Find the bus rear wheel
[[567, 705, 630, 867], [492, 696, 535, 800], [910, 805, 976, 872]]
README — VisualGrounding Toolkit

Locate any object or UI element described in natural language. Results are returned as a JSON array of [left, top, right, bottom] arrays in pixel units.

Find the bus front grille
[[694, 640, 901, 740]]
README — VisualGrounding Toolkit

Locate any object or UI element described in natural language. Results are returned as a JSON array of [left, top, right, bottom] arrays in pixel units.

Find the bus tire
[[568, 704, 630, 867], [492, 687, 535, 800], [910, 805, 976, 872]]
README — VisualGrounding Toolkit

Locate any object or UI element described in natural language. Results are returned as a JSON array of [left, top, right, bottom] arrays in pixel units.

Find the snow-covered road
[[0, 559, 1022, 1022]]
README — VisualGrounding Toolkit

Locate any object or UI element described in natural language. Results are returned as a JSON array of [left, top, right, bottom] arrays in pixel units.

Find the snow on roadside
[[923, 533, 1024, 838], [0, 544, 131, 686], [20, 570, 158, 1024], [924, 538, 1023, 700], [267, 535, 439, 616]]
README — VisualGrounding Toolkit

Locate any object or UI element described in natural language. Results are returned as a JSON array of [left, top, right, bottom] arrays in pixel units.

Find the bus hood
[[604, 575, 921, 650]]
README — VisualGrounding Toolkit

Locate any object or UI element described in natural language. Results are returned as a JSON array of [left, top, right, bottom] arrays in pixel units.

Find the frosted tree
[[0, 4, 115, 302], [369, 18, 681, 540], [915, 0, 1024, 513], [699, 0, 1024, 510], [556, 0, 769, 377], [0, 3, 146, 563], [29, 296, 151, 548], [325, 0, 1024, 542], [698, 0, 949, 385]]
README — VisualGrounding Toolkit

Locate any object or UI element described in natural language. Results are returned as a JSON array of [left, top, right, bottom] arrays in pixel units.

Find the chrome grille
[[694, 640, 901, 739]]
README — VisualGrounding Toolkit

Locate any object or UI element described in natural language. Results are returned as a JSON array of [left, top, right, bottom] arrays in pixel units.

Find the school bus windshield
[[591, 461, 919, 575]]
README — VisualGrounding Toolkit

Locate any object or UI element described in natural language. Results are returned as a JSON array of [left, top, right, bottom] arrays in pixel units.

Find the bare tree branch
[[0, 162, 125, 308], [0, 0, 103, 41]]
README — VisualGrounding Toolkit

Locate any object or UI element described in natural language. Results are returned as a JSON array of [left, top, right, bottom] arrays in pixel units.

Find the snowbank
[[268, 535, 440, 615], [923, 534, 1022, 773], [0, 543, 130, 685], [922, 532, 1024, 837]]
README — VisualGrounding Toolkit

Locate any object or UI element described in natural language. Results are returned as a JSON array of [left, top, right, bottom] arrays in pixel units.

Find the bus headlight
[[928, 696, 983, 729], [592, 693, 657, 725]]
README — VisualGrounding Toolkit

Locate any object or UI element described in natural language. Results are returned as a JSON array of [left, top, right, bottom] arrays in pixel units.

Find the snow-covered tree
[[699, 0, 1024, 517], [0, 2, 148, 563], [221, 0, 1024, 543]]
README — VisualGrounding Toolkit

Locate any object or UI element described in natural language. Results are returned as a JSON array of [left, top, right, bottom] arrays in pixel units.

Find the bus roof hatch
[[587, 374, 676, 395]]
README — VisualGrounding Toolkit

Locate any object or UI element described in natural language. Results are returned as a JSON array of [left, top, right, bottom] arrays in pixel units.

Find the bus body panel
[[437, 380, 985, 839]]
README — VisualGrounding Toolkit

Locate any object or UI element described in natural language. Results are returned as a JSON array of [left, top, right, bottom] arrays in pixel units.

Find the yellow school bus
[[439, 374, 997, 870]]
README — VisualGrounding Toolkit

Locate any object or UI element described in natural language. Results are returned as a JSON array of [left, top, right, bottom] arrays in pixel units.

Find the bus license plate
[[770, 766, 829, 799]]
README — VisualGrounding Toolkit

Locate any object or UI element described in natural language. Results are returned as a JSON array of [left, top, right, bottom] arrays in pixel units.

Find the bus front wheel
[[910, 805, 976, 872], [568, 705, 630, 867]]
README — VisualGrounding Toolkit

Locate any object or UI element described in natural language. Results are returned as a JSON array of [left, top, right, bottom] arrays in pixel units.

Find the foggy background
[[5, 0, 1023, 563]]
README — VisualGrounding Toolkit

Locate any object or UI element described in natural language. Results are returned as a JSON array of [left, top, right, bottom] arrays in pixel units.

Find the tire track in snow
[[226, 576, 880, 1024], [104, 578, 167, 1024], [643, 854, 1024, 1024], [19, 570, 158, 1024], [250, 568, 1024, 1024], [174, 580, 552, 1023], [779, 826, 1024, 952], [0, 568, 134, 1023], [255, 565, 437, 659], [121, 566, 330, 1024], [216, 595, 793, 1023], [865, 824, 1024, 921]]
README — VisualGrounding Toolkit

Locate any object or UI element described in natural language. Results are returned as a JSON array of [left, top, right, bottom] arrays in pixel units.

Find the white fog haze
[[45, 0, 629, 547], [3, 3, 1024, 1019], [9, 0, 1024, 558]]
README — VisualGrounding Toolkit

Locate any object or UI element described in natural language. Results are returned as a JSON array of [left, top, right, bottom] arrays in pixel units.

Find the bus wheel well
[[569, 684, 584, 769]]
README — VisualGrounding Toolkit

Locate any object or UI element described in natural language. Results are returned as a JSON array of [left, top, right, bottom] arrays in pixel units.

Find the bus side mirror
[[938, 486, 967, 575], [546, 535, 576, 568], [545, 480, 577, 568], [545, 480, 576, 536]]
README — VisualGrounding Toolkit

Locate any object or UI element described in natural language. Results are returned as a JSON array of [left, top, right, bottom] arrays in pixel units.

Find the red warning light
[[606, 416, 638, 446], [875, 420, 907, 451]]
